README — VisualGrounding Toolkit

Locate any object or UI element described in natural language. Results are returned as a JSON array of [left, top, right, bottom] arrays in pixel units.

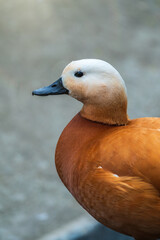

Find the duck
[[32, 59, 160, 240]]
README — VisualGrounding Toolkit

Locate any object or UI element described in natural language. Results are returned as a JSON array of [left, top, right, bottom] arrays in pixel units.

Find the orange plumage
[[56, 114, 160, 240], [33, 59, 160, 240]]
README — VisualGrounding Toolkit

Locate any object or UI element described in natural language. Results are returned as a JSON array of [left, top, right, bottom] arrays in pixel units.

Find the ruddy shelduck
[[32, 59, 160, 240]]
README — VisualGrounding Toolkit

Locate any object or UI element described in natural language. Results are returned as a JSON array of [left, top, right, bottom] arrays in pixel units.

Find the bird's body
[[56, 114, 160, 240], [32, 59, 160, 240]]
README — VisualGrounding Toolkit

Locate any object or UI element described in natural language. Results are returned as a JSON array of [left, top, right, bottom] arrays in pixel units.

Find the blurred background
[[0, 0, 160, 240]]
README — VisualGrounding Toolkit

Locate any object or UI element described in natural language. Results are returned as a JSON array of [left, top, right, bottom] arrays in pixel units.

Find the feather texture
[[56, 114, 160, 240]]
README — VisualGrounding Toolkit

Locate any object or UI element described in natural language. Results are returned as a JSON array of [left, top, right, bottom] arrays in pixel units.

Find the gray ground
[[0, 0, 160, 240]]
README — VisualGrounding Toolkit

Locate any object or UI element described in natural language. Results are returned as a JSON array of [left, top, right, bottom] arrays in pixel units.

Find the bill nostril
[[51, 84, 57, 87]]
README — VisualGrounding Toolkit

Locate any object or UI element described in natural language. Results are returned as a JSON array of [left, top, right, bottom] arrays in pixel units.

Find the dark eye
[[74, 71, 84, 78]]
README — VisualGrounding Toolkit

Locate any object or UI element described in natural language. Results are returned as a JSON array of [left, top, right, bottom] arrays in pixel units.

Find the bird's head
[[32, 59, 128, 125]]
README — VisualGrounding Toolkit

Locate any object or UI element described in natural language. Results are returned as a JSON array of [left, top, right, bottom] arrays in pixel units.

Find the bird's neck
[[80, 102, 128, 126]]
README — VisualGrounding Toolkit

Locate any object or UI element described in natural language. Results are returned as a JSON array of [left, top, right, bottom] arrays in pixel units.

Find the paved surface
[[38, 216, 133, 240], [0, 0, 160, 240]]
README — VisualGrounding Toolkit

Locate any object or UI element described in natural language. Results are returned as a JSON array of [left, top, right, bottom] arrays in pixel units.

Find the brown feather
[[55, 114, 160, 240]]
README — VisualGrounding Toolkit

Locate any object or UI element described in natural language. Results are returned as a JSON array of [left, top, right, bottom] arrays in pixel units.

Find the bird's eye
[[74, 71, 84, 78]]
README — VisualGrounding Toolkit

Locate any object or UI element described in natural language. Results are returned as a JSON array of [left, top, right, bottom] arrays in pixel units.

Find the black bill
[[32, 77, 69, 96]]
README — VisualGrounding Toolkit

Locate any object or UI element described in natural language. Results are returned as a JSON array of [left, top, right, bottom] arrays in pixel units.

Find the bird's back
[[55, 114, 160, 239]]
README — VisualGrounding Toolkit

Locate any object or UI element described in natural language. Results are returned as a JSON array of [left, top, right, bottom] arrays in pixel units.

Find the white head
[[62, 59, 128, 125], [33, 59, 128, 125]]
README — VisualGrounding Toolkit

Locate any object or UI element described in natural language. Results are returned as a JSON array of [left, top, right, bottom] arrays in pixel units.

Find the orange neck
[[80, 102, 128, 126]]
